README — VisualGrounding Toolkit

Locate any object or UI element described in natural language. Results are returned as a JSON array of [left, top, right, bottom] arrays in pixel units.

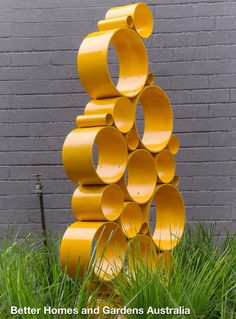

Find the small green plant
[[0, 223, 235, 319]]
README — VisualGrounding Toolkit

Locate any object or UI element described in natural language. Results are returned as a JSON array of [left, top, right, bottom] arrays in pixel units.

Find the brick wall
[[0, 0, 235, 238]]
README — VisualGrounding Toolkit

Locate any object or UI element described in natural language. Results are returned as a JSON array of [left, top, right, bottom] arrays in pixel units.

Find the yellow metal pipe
[[124, 129, 139, 151], [146, 72, 155, 85], [140, 222, 150, 235], [132, 85, 173, 153], [166, 134, 180, 155], [117, 149, 157, 204], [127, 234, 156, 271], [62, 126, 128, 185], [77, 28, 148, 99], [105, 3, 154, 38], [141, 184, 185, 251], [171, 175, 180, 187], [76, 113, 113, 128], [98, 15, 133, 31], [154, 149, 175, 183], [60, 221, 127, 280], [85, 97, 135, 134], [72, 184, 124, 221], [117, 201, 142, 238]]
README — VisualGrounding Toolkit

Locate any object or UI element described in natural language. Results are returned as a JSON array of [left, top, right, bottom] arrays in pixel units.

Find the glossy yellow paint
[[146, 72, 155, 85], [140, 222, 149, 235], [118, 202, 142, 238], [133, 85, 173, 153], [60, 221, 127, 281], [117, 149, 157, 204], [154, 149, 175, 183], [166, 134, 180, 155], [98, 15, 133, 31], [72, 184, 124, 221], [142, 184, 185, 251], [62, 126, 128, 185], [76, 113, 113, 128], [77, 28, 148, 99], [60, 1, 186, 282], [85, 97, 135, 134], [105, 3, 153, 38], [125, 129, 139, 151], [127, 234, 156, 270], [171, 175, 180, 187]]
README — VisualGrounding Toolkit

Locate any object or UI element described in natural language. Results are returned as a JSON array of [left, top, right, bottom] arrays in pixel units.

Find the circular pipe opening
[[102, 185, 124, 220], [127, 234, 156, 270], [105, 3, 153, 39], [71, 184, 124, 221], [62, 127, 127, 185], [119, 149, 157, 204], [154, 149, 175, 183], [168, 135, 180, 155], [125, 129, 139, 151], [134, 86, 173, 153], [95, 127, 128, 184], [140, 222, 149, 234], [171, 175, 180, 187], [85, 97, 135, 134], [78, 28, 148, 99], [94, 223, 127, 281], [133, 3, 154, 38], [146, 72, 155, 85], [150, 184, 185, 250], [119, 202, 142, 238], [126, 15, 134, 28]]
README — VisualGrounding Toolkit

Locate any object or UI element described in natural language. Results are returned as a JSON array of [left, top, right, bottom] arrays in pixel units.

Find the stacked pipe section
[[60, 2, 186, 286]]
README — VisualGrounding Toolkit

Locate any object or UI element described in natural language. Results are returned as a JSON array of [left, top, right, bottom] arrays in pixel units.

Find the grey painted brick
[[154, 17, 215, 33], [177, 133, 208, 147], [155, 3, 236, 19], [216, 16, 236, 30], [173, 104, 209, 118], [175, 118, 232, 132], [192, 89, 230, 103], [187, 206, 233, 221], [0, 93, 87, 109], [176, 162, 235, 176], [209, 103, 236, 116], [0, 210, 29, 224], [209, 132, 236, 146], [156, 75, 208, 90], [177, 147, 231, 162]]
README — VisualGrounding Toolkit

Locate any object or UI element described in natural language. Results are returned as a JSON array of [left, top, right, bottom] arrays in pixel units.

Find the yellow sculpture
[[60, 2, 185, 284]]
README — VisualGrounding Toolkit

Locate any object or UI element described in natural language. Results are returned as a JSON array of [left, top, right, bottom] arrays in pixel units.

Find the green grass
[[0, 223, 235, 319]]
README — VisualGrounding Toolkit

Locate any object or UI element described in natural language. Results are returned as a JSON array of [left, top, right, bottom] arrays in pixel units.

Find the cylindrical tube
[[76, 113, 113, 128], [105, 3, 153, 38], [98, 15, 133, 31], [117, 202, 142, 238], [146, 72, 155, 85], [85, 97, 135, 134], [166, 134, 180, 155], [77, 28, 148, 99], [62, 126, 128, 185], [141, 184, 185, 251], [60, 221, 127, 281], [171, 175, 180, 187], [117, 149, 157, 204], [127, 234, 156, 271], [154, 149, 175, 183], [133, 85, 173, 153], [125, 129, 139, 151], [72, 184, 124, 221]]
